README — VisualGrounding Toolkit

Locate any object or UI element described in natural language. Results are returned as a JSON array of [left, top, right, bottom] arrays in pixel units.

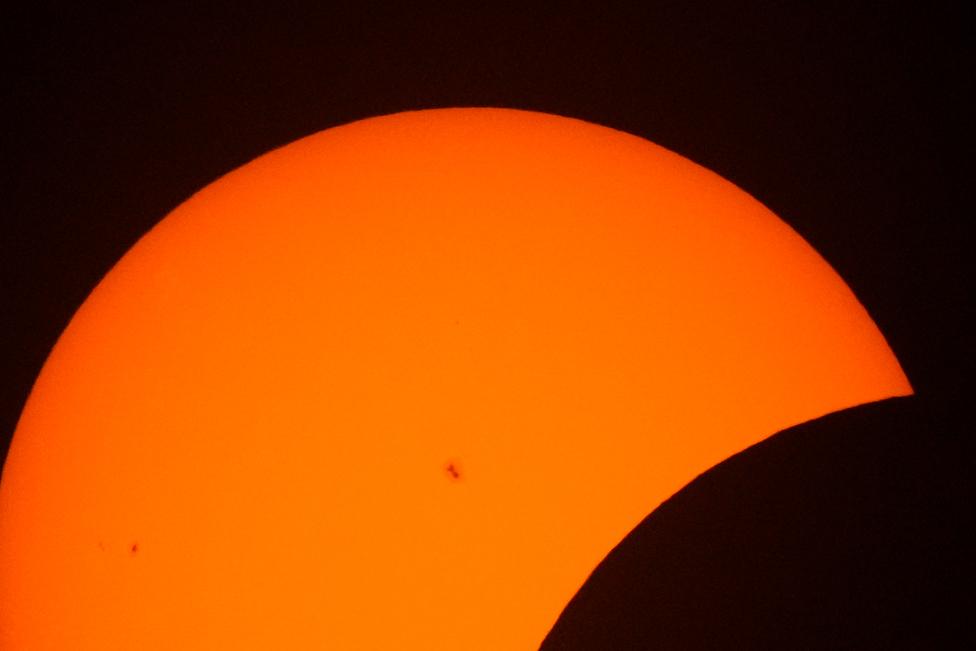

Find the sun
[[0, 108, 910, 649]]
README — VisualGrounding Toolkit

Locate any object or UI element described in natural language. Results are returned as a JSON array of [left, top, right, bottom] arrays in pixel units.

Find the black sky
[[1, 3, 970, 647]]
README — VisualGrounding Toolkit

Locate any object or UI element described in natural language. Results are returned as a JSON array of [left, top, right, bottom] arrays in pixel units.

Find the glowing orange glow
[[0, 108, 910, 649]]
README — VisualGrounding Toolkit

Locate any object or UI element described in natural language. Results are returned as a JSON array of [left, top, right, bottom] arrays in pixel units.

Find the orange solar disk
[[0, 108, 911, 649]]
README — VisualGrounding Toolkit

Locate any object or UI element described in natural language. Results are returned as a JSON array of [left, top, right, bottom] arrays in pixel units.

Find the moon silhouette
[[0, 108, 910, 649]]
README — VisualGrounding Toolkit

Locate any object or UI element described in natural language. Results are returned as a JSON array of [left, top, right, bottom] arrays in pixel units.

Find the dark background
[[2, 3, 970, 648]]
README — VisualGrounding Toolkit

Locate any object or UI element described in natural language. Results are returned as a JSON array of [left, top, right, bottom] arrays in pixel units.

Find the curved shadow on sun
[[541, 395, 966, 650]]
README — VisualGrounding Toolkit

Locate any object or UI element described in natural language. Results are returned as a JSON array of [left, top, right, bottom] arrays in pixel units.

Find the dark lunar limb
[[540, 395, 971, 650]]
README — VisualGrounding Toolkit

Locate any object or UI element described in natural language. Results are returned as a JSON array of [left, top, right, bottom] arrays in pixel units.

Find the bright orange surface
[[0, 108, 910, 649]]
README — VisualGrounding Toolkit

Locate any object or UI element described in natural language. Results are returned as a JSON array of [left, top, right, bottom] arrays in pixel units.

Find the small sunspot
[[445, 462, 461, 480]]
